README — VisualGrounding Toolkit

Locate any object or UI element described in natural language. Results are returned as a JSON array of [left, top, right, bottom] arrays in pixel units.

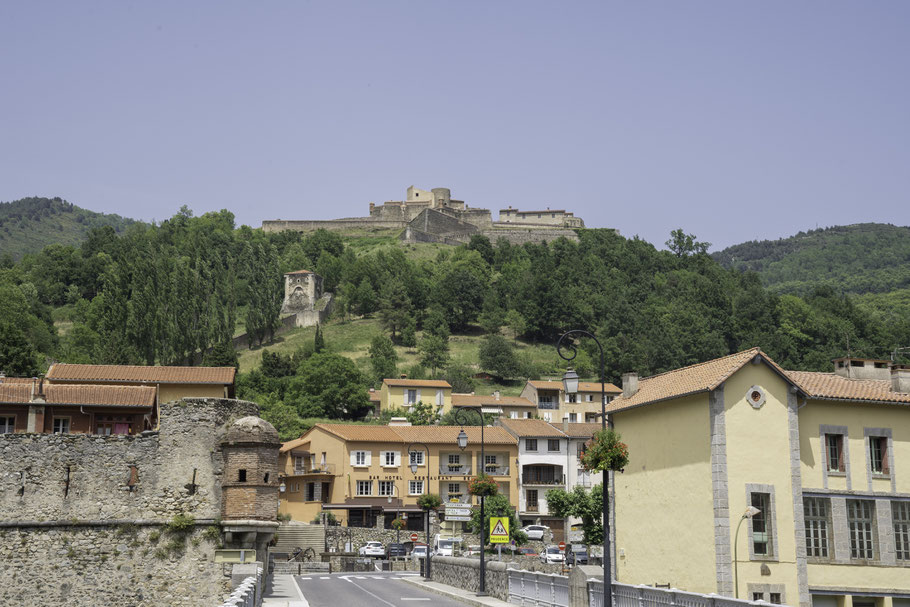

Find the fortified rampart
[[0, 398, 274, 607]]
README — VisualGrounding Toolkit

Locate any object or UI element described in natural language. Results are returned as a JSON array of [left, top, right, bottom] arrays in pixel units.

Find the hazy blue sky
[[1, 1, 908, 250]]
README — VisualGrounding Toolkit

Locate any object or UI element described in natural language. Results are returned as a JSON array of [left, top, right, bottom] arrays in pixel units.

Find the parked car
[[521, 525, 549, 541], [517, 547, 539, 557], [540, 545, 565, 564], [386, 543, 407, 558], [566, 549, 588, 566], [411, 545, 432, 560], [358, 541, 385, 557]]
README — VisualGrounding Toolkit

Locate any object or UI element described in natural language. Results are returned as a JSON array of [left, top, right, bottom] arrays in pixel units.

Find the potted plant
[[580, 428, 629, 472], [468, 473, 499, 497]]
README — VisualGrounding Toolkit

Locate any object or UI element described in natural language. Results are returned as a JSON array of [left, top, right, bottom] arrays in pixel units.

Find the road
[[292, 572, 468, 607]]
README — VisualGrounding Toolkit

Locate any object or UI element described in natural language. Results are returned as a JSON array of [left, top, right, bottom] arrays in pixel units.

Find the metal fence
[[508, 570, 570, 607], [589, 582, 784, 607]]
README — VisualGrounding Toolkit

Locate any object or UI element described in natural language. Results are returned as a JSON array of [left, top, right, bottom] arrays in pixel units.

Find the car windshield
[[547, 547, 560, 554], [439, 540, 453, 548]]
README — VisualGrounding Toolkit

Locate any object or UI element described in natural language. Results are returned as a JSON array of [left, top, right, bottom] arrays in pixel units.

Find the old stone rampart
[[262, 218, 406, 232], [0, 398, 261, 606]]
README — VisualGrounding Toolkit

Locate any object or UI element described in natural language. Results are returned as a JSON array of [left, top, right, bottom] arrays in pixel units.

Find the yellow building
[[605, 348, 910, 607], [278, 422, 519, 528], [520, 380, 621, 423], [376, 379, 453, 416], [452, 392, 537, 419]]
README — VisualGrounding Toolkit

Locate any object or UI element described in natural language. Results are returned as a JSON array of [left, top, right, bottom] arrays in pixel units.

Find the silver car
[[521, 525, 549, 541], [540, 545, 565, 564]]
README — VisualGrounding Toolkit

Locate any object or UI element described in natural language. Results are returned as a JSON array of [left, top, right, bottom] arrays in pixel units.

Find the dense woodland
[[2, 200, 909, 439]]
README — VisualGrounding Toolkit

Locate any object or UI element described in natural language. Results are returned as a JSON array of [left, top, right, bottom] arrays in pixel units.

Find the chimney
[[622, 373, 639, 399], [562, 417, 569, 433], [892, 366, 910, 394], [388, 417, 411, 426], [493, 391, 500, 401]]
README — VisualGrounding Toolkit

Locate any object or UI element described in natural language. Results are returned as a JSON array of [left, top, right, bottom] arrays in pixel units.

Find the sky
[[1, 1, 908, 251]]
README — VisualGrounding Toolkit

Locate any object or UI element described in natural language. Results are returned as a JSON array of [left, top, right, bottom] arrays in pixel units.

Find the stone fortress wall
[[261, 185, 590, 245], [0, 398, 265, 607]]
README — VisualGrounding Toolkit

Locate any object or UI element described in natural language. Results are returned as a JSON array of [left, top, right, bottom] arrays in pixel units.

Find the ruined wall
[[262, 219, 406, 232], [0, 398, 262, 607]]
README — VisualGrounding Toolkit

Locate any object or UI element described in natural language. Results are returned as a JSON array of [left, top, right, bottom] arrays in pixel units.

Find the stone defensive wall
[[0, 398, 259, 606], [262, 218, 406, 233]]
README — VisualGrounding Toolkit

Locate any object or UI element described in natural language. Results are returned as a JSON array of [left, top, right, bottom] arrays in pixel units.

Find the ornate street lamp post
[[454, 406, 487, 596], [408, 441, 432, 580], [557, 330, 611, 607]]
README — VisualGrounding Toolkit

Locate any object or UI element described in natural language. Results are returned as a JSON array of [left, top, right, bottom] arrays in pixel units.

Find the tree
[[405, 401, 438, 425], [399, 317, 417, 349], [368, 335, 398, 383], [467, 493, 527, 546], [478, 335, 522, 380], [665, 229, 711, 257], [478, 292, 505, 335], [418, 333, 450, 376], [314, 323, 326, 353], [545, 484, 604, 545], [442, 363, 476, 394], [378, 282, 412, 342], [289, 353, 371, 419], [203, 340, 239, 369], [261, 349, 296, 378], [422, 306, 450, 340]]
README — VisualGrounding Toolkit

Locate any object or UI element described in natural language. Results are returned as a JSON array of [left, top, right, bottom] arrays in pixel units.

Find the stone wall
[[430, 555, 512, 600], [0, 398, 263, 607], [262, 218, 407, 233]]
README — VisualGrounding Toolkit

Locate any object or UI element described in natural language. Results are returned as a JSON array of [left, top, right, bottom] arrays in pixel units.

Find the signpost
[[558, 541, 566, 551], [489, 517, 509, 544], [445, 505, 472, 522], [410, 533, 419, 542]]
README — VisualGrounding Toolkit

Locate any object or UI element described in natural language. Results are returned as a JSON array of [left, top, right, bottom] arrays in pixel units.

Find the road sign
[[444, 507, 472, 517], [490, 517, 509, 543], [410, 533, 419, 542], [558, 541, 566, 551], [446, 515, 472, 522]]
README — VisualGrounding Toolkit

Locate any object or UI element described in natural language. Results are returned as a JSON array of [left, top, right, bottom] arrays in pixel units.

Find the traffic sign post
[[489, 517, 510, 544], [558, 541, 566, 551], [410, 533, 419, 542]]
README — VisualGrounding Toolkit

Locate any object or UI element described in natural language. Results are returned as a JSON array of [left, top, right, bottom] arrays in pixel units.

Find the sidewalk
[[400, 577, 513, 607], [262, 574, 309, 607]]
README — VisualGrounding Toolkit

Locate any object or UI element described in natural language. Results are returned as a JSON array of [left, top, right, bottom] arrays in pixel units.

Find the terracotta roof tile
[[46, 363, 235, 385], [382, 379, 451, 388], [0, 384, 156, 407], [279, 437, 312, 453], [314, 424, 403, 442], [309, 423, 517, 445], [498, 418, 566, 438], [527, 380, 621, 394], [605, 348, 786, 413], [0, 377, 36, 384], [549, 422, 602, 437], [787, 371, 910, 404], [451, 394, 536, 408]]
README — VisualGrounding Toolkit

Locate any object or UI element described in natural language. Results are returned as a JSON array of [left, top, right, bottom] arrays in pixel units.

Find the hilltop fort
[[262, 185, 588, 245]]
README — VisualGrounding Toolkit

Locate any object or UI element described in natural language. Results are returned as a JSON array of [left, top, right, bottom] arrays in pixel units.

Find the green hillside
[[712, 223, 910, 295], [0, 197, 141, 260]]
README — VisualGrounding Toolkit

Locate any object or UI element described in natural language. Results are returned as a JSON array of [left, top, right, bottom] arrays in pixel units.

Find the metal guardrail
[[508, 570, 569, 607], [522, 474, 566, 486], [587, 581, 787, 607]]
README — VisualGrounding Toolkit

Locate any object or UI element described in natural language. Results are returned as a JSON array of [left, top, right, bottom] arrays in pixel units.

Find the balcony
[[522, 474, 566, 486], [537, 401, 559, 410], [440, 464, 472, 475], [446, 494, 472, 505], [293, 463, 337, 476], [482, 465, 510, 476]]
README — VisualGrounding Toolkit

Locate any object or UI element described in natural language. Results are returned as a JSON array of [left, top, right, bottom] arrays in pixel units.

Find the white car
[[411, 545, 432, 560], [540, 545, 565, 564], [521, 525, 549, 541], [358, 541, 384, 557]]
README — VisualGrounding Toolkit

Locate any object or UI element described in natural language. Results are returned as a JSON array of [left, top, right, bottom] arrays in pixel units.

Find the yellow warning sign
[[490, 516, 509, 543]]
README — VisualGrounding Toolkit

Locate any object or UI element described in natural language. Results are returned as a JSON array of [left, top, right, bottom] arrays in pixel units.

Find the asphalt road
[[294, 572, 468, 607]]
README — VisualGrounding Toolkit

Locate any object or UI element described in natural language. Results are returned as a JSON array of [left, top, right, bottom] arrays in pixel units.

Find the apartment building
[[376, 378, 453, 416], [452, 392, 537, 418], [605, 349, 910, 607], [278, 422, 519, 528], [520, 379, 621, 422]]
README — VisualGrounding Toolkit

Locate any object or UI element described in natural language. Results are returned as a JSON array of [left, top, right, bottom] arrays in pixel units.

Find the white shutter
[[565, 392, 569, 403], [416, 388, 422, 403], [365, 451, 372, 466], [350, 451, 357, 466], [394, 451, 401, 467]]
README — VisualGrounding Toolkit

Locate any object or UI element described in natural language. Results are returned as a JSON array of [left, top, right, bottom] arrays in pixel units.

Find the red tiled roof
[[382, 379, 451, 388], [46, 363, 235, 385], [304, 423, 517, 445], [0, 383, 156, 408], [452, 394, 536, 408], [787, 371, 910, 405], [549, 422, 602, 437], [527, 380, 621, 394], [498, 418, 566, 438]]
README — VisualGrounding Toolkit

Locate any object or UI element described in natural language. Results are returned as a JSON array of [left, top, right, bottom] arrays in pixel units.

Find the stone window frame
[[893, 500, 910, 562], [863, 427, 895, 489], [820, 425, 850, 489], [0, 414, 15, 434], [846, 498, 878, 561], [747, 584, 786, 605], [355, 480, 372, 496], [746, 483, 780, 562], [803, 496, 833, 562]]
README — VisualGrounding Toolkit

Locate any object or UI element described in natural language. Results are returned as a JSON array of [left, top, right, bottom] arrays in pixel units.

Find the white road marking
[[301, 577, 312, 580], [320, 576, 331, 579], [341, 577, 398, 607], [291, 575, 311, 607], [355, 576, 367, 579], [400, 599, 431, 601], [370, 575, 385, 579]]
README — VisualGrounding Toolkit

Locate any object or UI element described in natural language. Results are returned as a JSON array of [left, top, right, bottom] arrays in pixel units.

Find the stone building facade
[[0, 397, 279, 606], [280, 269, 333, 328]]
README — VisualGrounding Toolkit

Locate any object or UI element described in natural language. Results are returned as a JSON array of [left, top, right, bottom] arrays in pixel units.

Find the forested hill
[[712, 223, 910, 295], [0, 197, 141, 260]]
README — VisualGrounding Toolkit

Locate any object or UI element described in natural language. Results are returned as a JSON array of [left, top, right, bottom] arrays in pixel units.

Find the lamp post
[[734, 506, 761, 599], [408, 441, 431, 580], [557, 330, 610, 607], [454, 406, 487, 596]]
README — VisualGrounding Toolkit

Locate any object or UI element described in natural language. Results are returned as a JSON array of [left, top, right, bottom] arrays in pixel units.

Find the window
[[448, 454, 461, 472], [869, 436, 889, 475], [485, 455, 497, 472], [510, 411, 518, 419], [383, 451, 397, 467], [751, 493, 772, 556], [53, 417, 70, 434], [548, 439, 560, 452], [538, 395, 556, 409], [525, 439, 538, 452], [569, 413, 577, 422], [379, 481, 394, 496], [568, 393, 577, 403], [448, 483, 461, 494], [305, 483, 316, 501], [585, 394, 593, 402], [892, 501, 910, 561], [847, 499, 876, 559], [406, 389, 417, 405], [769, 594, 781, 604], [542, 412, 552, 422], [409, 480, 424, 495], [804, 497, 830, 558], [354, 451, 367, 466], [238, 469, 247, 482], [436, 389, 444, 406], [526, 489, 539, 512], [409, 451, 424, 466], [826, 434, 845, 472], [0, 416, 14, 434], [752, 594, 764, 602], [356, 480, 372, 496]]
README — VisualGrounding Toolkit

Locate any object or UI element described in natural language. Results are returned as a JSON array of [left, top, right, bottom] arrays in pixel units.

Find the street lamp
[[454, 406, 487, 596], [734, 506, 761, 599], [557, 330, 610, 607], [408, 441, 431, 580]]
